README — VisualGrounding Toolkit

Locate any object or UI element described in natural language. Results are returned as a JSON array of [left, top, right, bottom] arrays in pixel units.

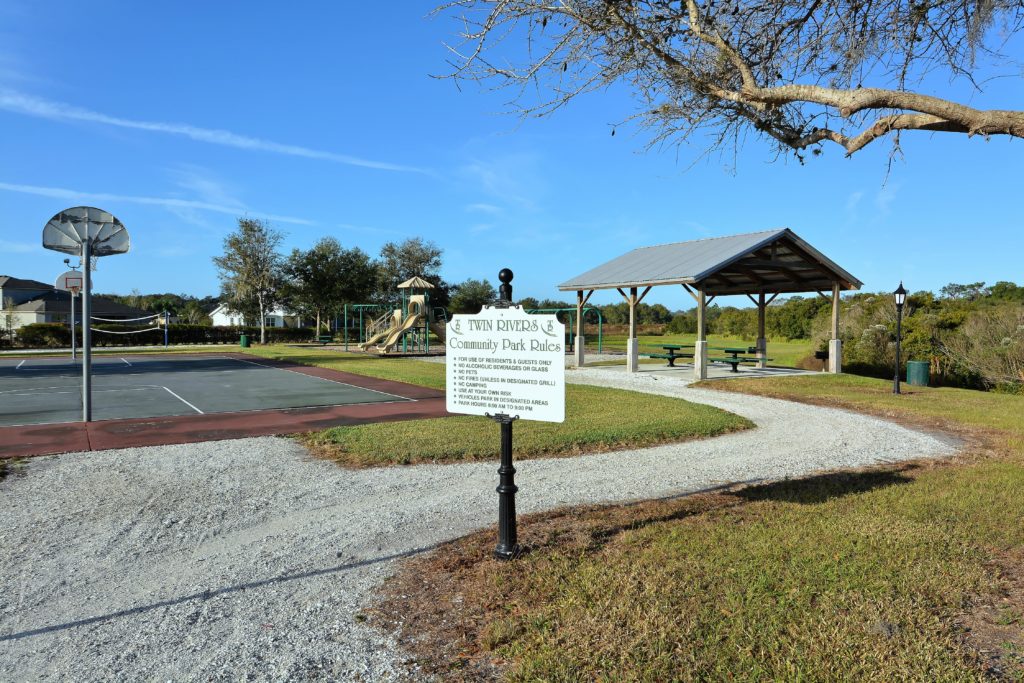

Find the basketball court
[[0, 353, 448, 458]]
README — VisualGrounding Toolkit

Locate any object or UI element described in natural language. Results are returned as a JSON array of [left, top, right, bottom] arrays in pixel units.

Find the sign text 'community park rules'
[[446, 306, 565, 423]]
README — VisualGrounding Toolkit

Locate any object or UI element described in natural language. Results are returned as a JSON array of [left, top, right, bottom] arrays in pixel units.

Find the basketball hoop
[[42, 206, 130, 423], [55, 271, 84, 296]]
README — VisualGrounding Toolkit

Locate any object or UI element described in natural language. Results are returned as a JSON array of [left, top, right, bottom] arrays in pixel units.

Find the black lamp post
[[893, 282, 907, 395]]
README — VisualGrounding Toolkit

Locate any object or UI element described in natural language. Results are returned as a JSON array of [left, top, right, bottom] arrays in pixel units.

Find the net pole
[[164, 310, 169, 348], [81, 239, 92, 422]]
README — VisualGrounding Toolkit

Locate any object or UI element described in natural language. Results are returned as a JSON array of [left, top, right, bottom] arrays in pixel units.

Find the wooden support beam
[[636, 286, 652, 305], [628, 286, 638, 340], [696, 289, 706, 342], [616, 287, 630, 303], [766, 292, 780, 306], [831, 282, 841, 339], [681, 283, 699, 303]]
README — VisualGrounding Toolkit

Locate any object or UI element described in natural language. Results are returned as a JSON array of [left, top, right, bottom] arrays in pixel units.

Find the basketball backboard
[[55, 270, 84, 294], [42, 206, 130, 257]]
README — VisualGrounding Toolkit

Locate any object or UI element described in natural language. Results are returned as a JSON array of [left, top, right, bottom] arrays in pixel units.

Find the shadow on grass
[[510, 467, 919, 559], [735, 466, 918, 505]]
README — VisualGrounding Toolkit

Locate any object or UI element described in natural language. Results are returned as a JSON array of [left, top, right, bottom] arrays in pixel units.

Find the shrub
[[943, 305, 1024, 389], [15, 323, 315, 348]]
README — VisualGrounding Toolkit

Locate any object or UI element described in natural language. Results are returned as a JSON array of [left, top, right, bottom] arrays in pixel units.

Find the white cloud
[[875, 183, 900, 215], [0, 89, 429, 174], [0, 239, 40, 253], [465, 202, 503, 215], [845, 191, 864, 213], [0, 181, 315, 226]]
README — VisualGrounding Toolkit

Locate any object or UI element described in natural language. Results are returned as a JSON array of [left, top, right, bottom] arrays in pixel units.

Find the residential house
[[0, 275, 151, 332], [209, 302, 303, 328]]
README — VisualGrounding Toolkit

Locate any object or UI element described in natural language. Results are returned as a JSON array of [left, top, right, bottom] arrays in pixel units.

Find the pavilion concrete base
[[575, 335, 586, 367], [596, 362, 819, 383], [756, 336, 768, 369], [627, 338, 640, 373], [829, 338, 843, 373], [694, 340, 709, 380]]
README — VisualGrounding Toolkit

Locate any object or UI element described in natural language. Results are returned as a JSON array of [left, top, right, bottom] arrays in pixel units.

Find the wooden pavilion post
[[695, 287, 708, 380], [756, 291, 767, 369], [829, 282, 842, 373], [575, 289, 593, 367]]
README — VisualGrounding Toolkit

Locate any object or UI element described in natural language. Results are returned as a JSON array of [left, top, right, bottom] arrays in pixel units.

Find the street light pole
[[893, 282, 907, 395]]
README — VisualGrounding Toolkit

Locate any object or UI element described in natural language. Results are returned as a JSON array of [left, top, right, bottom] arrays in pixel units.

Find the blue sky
[[1, 2, 1021, 310]]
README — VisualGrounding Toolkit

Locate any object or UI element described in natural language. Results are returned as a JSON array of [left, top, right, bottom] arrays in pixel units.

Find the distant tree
[[439, 1, 1024, 162], [987, 281, 1024, 302], [212, 218, 285, 344], [450, 278, 497, 314], [377, 237, 444, 307], [283, 238, 378, 331], [284, 238, 342, 332], [940, 282, 986, 301], [1, 296, 14, 347], [180, 300, 212, 326], [518, 296, 541, 310]]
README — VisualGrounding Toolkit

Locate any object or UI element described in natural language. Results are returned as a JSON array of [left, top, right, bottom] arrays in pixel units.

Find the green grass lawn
[[243, 345, 752, 466], [377, 375, 1024, 680], [598, 332, 814, 367]]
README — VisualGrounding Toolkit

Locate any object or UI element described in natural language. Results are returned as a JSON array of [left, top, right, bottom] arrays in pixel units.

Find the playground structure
[[357, 277, 447, 355]]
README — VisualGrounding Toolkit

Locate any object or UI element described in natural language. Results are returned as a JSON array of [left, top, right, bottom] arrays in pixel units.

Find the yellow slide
[[374, 313, 424, 353], [358, 328, 393, 350]]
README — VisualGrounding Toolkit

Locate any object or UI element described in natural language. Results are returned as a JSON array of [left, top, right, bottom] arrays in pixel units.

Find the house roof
[[13, 292, 151, 317], [558, 228, 862, 296], [0, 275, 53, 290]]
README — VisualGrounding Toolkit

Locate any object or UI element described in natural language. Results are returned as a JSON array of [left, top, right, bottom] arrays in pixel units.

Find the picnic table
[[644, 343, 695, 367], [709, 346, 769, 373]]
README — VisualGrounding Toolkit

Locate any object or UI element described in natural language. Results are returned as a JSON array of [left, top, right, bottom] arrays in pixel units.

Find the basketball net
[[89, 254, 99, 272]]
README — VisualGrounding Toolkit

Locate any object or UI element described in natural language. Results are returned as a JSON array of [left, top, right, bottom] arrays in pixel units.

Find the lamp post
[[893, 282, 907, 395]]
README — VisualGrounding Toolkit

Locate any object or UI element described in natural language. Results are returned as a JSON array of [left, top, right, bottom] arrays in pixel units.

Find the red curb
[[0, 352, 450, 458]]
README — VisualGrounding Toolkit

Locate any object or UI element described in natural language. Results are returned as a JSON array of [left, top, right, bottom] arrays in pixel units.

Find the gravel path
[[0, 367, 958, 681]]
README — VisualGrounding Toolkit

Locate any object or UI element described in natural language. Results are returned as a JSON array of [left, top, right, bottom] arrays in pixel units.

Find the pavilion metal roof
[[559, 228, 862, 296]]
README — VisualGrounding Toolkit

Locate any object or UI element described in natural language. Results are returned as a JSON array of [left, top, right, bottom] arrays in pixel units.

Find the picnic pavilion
[[558, 229, 862, 378]]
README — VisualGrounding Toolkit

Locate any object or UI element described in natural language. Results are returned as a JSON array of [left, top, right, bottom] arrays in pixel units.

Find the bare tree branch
[[435, 0, 1024, 159]]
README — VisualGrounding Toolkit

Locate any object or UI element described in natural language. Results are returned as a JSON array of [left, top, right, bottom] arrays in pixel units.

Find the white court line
[[16, 360, 25, 369], [219, 356, 412, 401], [162, 386, 204, 414], [121, 357, 132, 366]]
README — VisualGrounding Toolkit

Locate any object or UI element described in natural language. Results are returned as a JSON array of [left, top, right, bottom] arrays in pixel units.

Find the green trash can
[[906, 360, 929, 386], [240, 334, 250, 348]]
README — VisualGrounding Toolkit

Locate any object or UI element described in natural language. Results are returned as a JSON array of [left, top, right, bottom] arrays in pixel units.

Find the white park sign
[[446, 306, 565, 423]]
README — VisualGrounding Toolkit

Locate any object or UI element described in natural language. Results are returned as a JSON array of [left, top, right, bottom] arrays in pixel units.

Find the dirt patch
[[959, 548, 1024, 679]]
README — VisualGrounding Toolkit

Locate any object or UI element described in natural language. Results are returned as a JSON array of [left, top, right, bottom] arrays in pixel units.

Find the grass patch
[[304, 384, 752, 466], [377, 375, 1024, 680], [242, 345, 751, 467]]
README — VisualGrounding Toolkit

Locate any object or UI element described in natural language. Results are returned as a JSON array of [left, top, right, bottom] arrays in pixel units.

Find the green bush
[[15, 323, 314, 348]]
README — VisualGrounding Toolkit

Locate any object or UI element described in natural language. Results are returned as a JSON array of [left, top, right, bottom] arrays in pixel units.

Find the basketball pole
[[70, 286, 76, 362], [82, 238, 92, 422]]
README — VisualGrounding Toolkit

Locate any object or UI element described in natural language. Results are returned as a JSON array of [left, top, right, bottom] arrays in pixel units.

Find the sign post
[[446, 269, 566, 560]]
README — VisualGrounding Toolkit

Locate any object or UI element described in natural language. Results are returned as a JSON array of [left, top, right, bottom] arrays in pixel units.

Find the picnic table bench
[[643, 344, 694, 367], [708, 346, 771, 373], [316, 334, 334, 345]]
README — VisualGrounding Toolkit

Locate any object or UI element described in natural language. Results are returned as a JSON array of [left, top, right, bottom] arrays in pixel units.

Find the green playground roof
[[559, 228, 862, 296]]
